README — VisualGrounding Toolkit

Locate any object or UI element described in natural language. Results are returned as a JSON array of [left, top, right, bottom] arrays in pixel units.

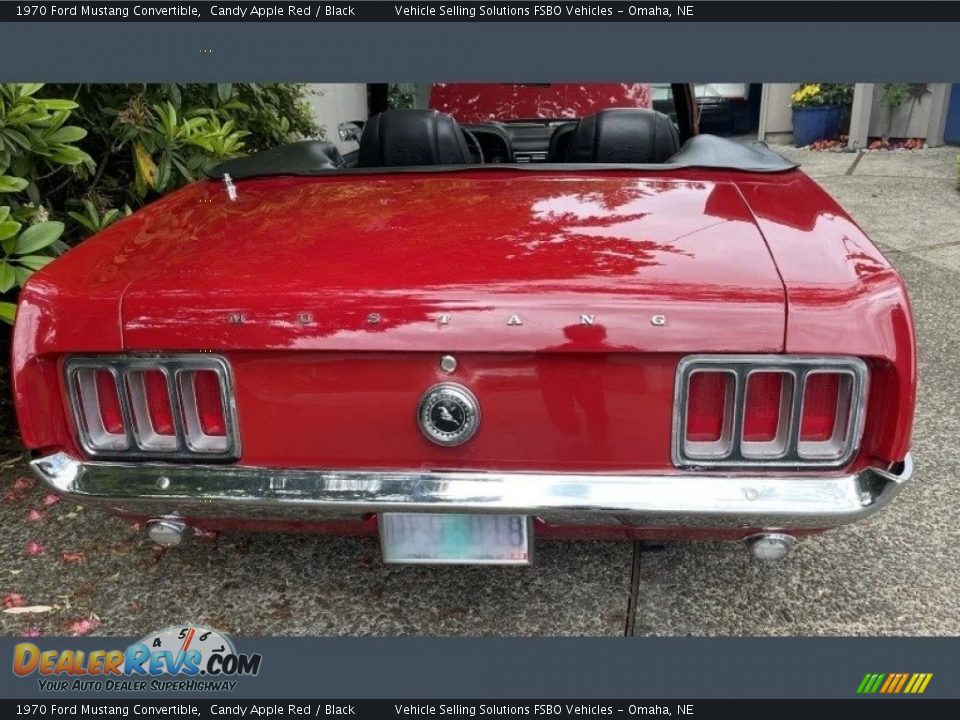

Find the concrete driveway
[[2, 145, 958, 638]]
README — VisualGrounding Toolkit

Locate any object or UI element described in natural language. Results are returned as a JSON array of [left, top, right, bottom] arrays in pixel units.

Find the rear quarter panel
[[731, 171, 916, 464]]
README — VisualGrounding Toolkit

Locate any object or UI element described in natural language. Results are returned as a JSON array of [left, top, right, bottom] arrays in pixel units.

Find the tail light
[[65, 356, 238, 460], [800, 373, 841, 441], [178, 369, 229, 453], [126, 369, 177, 451], [72, 368, 128, 451], [674, 355, 867, 468], [799, 371, 856, 459], [743, 372, 788, 442], [684, 371, 733, 455]]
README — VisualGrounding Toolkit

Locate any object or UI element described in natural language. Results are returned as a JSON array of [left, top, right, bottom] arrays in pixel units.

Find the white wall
[[867, 84, 947, 139], [306, 83, 368, 153], [760, 83, 950, 145], [759, 83, 799, 137]]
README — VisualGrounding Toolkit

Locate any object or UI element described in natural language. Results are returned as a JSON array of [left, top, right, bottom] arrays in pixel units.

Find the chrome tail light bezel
[[673, 355, 869, 469], [64, 354, 239, 461]]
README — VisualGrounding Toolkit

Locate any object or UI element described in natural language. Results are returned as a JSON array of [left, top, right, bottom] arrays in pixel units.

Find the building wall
[[868, 85, 940, 138], [760, 83, 949, 145], [306, 83, 368, 153], [760, 83, 799, 136]]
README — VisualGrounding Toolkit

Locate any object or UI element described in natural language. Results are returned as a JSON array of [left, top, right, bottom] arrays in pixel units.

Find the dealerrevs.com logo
[[13, 625, 262, 692]]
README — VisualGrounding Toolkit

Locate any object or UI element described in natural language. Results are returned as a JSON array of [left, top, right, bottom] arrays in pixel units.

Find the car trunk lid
[[121, 172, 785, 352]]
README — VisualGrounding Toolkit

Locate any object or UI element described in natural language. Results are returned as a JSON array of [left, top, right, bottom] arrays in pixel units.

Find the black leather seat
[[565, 108, 680, 164], [547, 122, 577, 162], [358, 109, 472, 167]]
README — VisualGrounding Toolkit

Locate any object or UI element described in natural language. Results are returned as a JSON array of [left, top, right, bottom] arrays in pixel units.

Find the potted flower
[[790, 84, 852, 147]]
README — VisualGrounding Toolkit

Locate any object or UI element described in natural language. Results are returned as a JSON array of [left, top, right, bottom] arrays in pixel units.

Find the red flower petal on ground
[[66, 617, 101, 636], [3, 593, 26, 609], [13, 477, 36, 491], [61, 552, 87, 565], [20, 629, 42, 638], [4, 489, 26, 504], [43, 493, 61, 507], [25, 541, 46, 556], [25, 509, 45, 523]]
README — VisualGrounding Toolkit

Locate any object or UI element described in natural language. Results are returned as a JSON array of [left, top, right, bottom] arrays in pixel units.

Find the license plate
[[380, 513, 532, 565]]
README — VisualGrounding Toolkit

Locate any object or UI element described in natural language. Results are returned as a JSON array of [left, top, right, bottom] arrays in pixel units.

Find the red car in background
[[14, 83, 915, 566]]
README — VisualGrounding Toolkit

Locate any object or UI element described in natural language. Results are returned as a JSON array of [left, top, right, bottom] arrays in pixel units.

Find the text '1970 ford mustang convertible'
[[13, 83, 915, 565]]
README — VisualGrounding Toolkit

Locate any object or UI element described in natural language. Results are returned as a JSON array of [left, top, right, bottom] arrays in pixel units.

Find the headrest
[[566, 108, 680, 164], [358, 109, 472, 167]]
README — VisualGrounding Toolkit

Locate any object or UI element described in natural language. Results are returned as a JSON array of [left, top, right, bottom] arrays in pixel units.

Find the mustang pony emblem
[[417, 383, 480, 447]]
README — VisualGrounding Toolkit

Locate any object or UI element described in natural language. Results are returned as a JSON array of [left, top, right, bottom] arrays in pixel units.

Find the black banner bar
[[3, 1, 960, 23], [2, 700, 960, 719]]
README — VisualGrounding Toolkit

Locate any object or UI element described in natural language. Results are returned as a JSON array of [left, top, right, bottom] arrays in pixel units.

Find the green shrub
[[45, 83, 318, 220], [0, 83, 319, 324], [0, 83, 93, 323], [388, 83, 417, 109]]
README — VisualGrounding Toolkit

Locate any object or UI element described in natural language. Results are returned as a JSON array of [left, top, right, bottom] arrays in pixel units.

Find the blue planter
[[792, 105, 842, 146]]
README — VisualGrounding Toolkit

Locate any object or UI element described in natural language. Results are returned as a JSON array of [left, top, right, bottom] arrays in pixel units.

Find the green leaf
[[0, 175, 28, 193], [18, 84, 44, 98], [0, 262, 15, 293], [0, 301, 16, 325], [16, 254, 54, 271], [156, 153, 172, 189], [37, 98, 79, 111], [171, 157, 191, 181], [25, 182, 40, 206], [46, 125, 87, 143], [0, 219, 22, 243], [66, 210, 92, 230], [165, 83, 182, 109], [0, 128, 33, 151], [217, 83, 234, 104], [14, 221, 64, 254], [13, 265, 31, 287], [48, 146, 92, 166]]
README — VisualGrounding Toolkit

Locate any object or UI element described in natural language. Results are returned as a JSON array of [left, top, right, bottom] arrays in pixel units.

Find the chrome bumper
[[30, 452, 913, 531]]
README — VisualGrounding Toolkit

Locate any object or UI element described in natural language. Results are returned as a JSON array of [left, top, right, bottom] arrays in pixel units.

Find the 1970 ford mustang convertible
[[13, 83, 915, 564]]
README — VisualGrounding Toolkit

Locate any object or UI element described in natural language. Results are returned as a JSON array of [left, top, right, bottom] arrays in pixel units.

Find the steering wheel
[[462, 129, 485, 165]]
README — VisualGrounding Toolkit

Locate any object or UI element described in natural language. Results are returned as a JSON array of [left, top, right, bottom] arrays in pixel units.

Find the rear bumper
[[30, 452, 912, 532]]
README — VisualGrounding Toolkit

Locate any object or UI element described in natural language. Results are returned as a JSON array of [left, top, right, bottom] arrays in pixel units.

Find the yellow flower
[[792, 84, 823, 106]]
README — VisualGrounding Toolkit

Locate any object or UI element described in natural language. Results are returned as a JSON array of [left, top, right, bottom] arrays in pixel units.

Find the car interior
[[353, 107, 682, 167], [208, 103, 796, 180]]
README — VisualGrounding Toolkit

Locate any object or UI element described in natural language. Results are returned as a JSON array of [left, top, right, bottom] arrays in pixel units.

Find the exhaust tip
[[746, 533, 796, 561], [146, 519, 192, 547]]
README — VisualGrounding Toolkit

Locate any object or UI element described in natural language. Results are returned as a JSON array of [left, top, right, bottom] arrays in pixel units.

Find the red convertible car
[[13, 83, 915, 565]]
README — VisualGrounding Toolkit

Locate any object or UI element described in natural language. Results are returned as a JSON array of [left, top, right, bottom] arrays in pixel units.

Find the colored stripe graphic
[[894, 673, 910, 693], [858, 673, 933, 694]]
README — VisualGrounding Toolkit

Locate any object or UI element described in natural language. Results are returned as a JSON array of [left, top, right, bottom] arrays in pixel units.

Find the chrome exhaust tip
[[146, 519, 192, 547], [745, 533, 796, 561]]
